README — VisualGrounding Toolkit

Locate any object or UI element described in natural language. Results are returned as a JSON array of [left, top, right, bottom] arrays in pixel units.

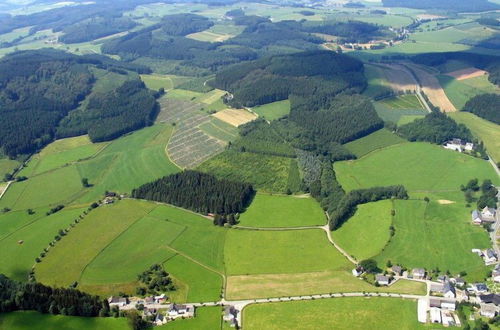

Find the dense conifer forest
[[59, 16, 138, 44], [463, 94, 500, 124], [132, 171, 255, 215]]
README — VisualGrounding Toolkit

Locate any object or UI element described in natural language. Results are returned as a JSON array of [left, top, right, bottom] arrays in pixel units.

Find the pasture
[[199, 118, 238, 143], [333, 200, 393, 261], [344, 129, 406, 157], [378, 94, 424, 110], [158, 307, 221, 330], [226, 271, 426, 300], [438, 74, 499, 110], [140, 74, 190, 91], [374, 102, 427, 126], [362, 64, 392, 99], [224, 229, 350, 275], [243, 297, 427, 330], [334, 142, 499, 196], [251, 100, 291, 121], [238, 193, 325, 228], [0, 311, 128, 330], [375, 200, 491, 281], [0, 157, 19, 181], [198, 150, 293, 193], [450, 112, 500, 164]]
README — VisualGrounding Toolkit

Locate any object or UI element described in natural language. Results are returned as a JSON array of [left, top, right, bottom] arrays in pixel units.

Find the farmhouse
[[168, 304, 195, 318], [472, 207, 497, 225], [352, 267, 364, 277], [108, 296, 127, 307], [469, 283, 489, 294], [391, 265, 402, 276], [375, 275, 390, 285], [223, 305, 239, 327], [480, 304, 497, 318], [443, 281, 456, 298], [412, 268, 426, 280], [443, 139, 473, 153], [154, 313, 167, 326], [441, 301, 456, 311], [485, 249, 498, 264], [430, 307, 442, 323]]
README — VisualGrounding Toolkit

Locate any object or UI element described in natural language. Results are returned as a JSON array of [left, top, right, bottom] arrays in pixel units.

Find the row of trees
[[463, 94, 500, 124], [131, 171, 255, 215]]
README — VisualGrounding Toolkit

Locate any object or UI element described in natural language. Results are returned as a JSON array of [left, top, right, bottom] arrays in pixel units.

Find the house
[[376, 275, 390, 285], [168, 304, 194, 317], [493, 267, 500, 283], [145, 296, 155, 305], [485, 249, 498, 263], [443, 139, 474, 153], [441, 310, 456, 327], [443, 281, 456, 298], [429, 299, 441, 308], [453, 277, 466, 287], [480, 304, 497, 318], [223, 306, 237, 322], [479, 294, 500, 306], [108, 296, 127, 307], [430, 283, 444, 294], [103, 197, 114, 205], [352, 267, 363, 277], [472, 210, 483, 224], [465, 142, 474, 151], [392, 265, 402, 276], [482, 207, 497, 222], [154, 294, 167, 303], [441, 300, 456, 311], [437, 275, 448, 283], [430, 307, 442, 323], [154, 313, 167, 326], [469, 283, 489, 294], [412, 268, 426, 280]]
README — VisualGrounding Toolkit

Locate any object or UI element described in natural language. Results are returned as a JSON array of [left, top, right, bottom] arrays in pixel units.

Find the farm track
[[158, 98, 226, 169]]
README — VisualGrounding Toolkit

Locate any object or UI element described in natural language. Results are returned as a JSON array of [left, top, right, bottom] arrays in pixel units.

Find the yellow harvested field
[[438, 200, 455, 205], [446, 68, 487, 81], [377, 64, 417, 92], [212, 109, 257, 127]]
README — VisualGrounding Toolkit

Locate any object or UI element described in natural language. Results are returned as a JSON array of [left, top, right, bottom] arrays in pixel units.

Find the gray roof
[[443, 281, 455, 294], [413, 268, 425, 275], [472, 210, 481, 219], [480, 294, 500, 306], [487, 249, 497, 258], [376, 275, 389, 282]]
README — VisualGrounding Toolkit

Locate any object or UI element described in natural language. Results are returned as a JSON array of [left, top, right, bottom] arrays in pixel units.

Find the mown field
[[243, 297, 429, 330], [450, 112, 500, 164], [335, 142, 499, 195], [378, 94, 424, 110], [375, 200, 491, 281], [374, 102, 427, 126], [251, 100, 290, 121], [140, 74, 190, 91], [0, 311, 129, 330], [238, 194, 325, 228], [344, 129, 406, 157], [36, 200, 225, 301], [198, 150, 293, 193], [333, 200, 393, 261], [157, 306, 222, 330], [438, 74, 499, 110]]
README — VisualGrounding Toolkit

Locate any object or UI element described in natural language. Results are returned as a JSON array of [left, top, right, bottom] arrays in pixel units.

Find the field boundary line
[[233, 225, 323, 231], [164, 245, 226, 282]]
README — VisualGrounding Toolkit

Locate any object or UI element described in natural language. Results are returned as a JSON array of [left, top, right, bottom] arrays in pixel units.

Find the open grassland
[[374, 102, 427, 126], [239, 194, 325, 228], [37, 200, 226, 297], [198, 150, 292, 193], [449, 112, 500, 164], [0, 157, 20, 180], [344, 129, 406, 157], [243, 297, 428, 330], [335, 142, 499, 196], [438, 74, 500, 110], [157, 306, 221, 330], [0, 208, 50, 240], [363, 64, 391, 99], [199, 118, 238, 143], [226, 271, 426, 300], [0, 311, 128, 330], [251, 100, 290, 121], [186, 23, 244, 43], [379, 94, 424, 110], [333, 200, 392, 261], [0, 207, 85, 281], [375, 200, 491, 281], [224, 229, 349, 275], [141, 74, 190, 91]]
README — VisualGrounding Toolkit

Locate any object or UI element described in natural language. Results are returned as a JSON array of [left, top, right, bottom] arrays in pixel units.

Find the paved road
[[0, 181, 12, 200]]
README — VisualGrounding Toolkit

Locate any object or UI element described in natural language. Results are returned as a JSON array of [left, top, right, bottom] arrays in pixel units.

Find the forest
[[302, 20, 391, 44], [463, 94, 500, 124], [0, 274, 109, 317], [397, 112, 472, 145], [131, 171, 255, 215], [59, 15, 138, 44]]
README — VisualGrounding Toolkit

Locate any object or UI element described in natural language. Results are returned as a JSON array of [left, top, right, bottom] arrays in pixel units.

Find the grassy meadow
[[344, 129, 406, 157], [379, 94, 424, 110], [0, 311, 129, 330], [375, 200, 491, 281], [374, 102, 427, 126], [0, 157, 20, 180], [157, 306, 221, 330], [243, 297, 428, 330], [335, 142, 499, 195], [224, 229, 350, 275], [333, 200, 393, 261], [238, 194, 325, 228], [438, 74, 499, 110], [140, 74, 190, 91], [251, 100, 291, 121]]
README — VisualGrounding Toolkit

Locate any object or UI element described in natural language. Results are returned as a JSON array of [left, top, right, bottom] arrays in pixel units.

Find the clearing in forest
[[212, 108, 258, 127], [344, 129, 406, 157]]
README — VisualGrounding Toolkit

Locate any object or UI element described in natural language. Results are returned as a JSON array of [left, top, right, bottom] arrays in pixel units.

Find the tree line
[[463, 94, 500, 124], [131, 170, 255, 215]]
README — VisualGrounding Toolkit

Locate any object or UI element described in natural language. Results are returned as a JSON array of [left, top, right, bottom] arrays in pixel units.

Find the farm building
[[168, 304, 195, 318], [443, 282, 456, 298], [223, 305, 239, 328], [352, 267, 364, 277], [443, 139, 474, 153], [376, 275, 390, 285], [441, 301, 456, 311], [472, 207, 497, 225], [108, 296, 128, 307], [480, 304, 497, 318], [392, 265, 402, 275], [430, 307, 442, 323], [412, 268, 426, 280]]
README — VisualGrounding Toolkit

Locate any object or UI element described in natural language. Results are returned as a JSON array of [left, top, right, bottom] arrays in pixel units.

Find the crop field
[[0, 311, 128, 330], [446, 68, 487, 80], [238, 194, 325, 228], [344, 129, 406, 157], [198, 150, 293, 193], [251, 100, 290, 121], [224, 229, 349, 275], [374, 102, 427, 126], [158, 97, 227, 168], [158, 306, 221, 330], [450, 112, 500, 164], [334, 142, 499, 196], [0, 207, 85, 281], [333, 200, 393, 261], [212, 109, 258, 127], [36, 200, 226, 297], [438, 74, 500, 110], [378, 94, 424, 110], [375, 63, 417, 92], [140, 74, 190, 91], [375, 200, 491, 281], [243, 297, 427, 330]]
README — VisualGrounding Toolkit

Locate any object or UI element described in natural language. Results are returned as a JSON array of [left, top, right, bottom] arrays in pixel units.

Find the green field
[[344, 129, 406, 157], [449, 111, 500, 164], [374, 102, 427, 126], [36, 200, 225, 299], [198, 150, 293, 193], [0, 206, 86, 281], [379, 94, 424, 110], [362, 64, 392, 99], [239, 194, 325, 228], [141, 74, 190, 91], [438, 74, 499, 110], [333, 200, 393, 261], [335, 142, 499, 196], [0, 157, 20, 180], [375, 200, 491, 281], [251, 100, 291, 121], [158, 307, 221, 330], [243, 297, 429, 330], [0, 311, 129, 330], [199, 118, 238, 143], [224, 229, 350, 275]]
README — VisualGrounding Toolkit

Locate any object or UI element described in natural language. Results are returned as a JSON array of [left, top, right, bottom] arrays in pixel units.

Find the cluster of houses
[[443, 138, 474, 153], [152, 304, 195, 326], [223, 305, 239, 328], [471, 206, 497, 226], [472, 248, 498, 265], [428, 299, 461, 327]]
